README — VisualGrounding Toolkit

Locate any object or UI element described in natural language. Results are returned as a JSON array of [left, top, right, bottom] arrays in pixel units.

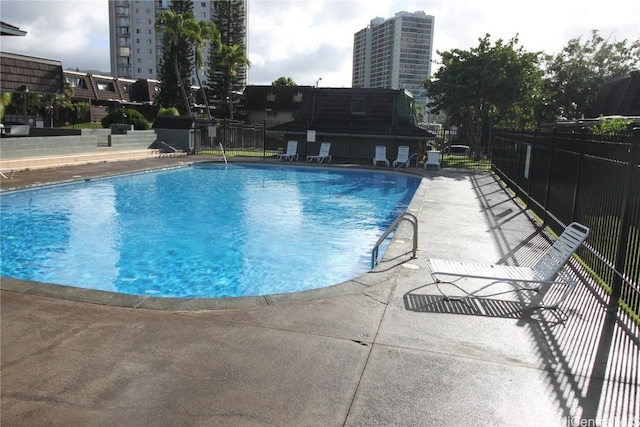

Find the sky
[[0, 0, 638, 87]]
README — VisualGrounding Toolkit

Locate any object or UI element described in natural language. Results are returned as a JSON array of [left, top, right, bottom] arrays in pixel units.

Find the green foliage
[[189, 20, 221, 119], [206, 0, 247, 119], [589, 117, 633, 134], [155, 0, 195, 115], [543, 30, 640, 120], [101, 108, 150, 130], [75, 102, 91, 122], [0, 92, 12, 122], [272, 77, 297, 86], [157, 106, 180, 117], [424, 34, 543, 157]]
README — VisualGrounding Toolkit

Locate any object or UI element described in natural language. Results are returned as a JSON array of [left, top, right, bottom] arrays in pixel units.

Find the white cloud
[[0, 0, 638, 86], [0, 0, 110, 71]]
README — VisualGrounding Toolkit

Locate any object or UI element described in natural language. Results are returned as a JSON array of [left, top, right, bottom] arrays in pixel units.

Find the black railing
[[193, 119, 496, 169], [492, 127, 640, 320]]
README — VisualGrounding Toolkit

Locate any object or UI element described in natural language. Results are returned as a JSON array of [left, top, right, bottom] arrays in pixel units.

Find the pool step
[[0, 149, 188, 171]]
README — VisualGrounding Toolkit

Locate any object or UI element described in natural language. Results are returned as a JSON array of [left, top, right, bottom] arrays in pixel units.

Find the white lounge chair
[[424, 151, 441, 169], [427, 222, 590, 309], [307, 142, 332, 163], [0, 169, 15, 179], [373, 145, 389, 166], [3, 124, 30, 137], [393, 145, 411, 168], [276, 140, 299, 161]]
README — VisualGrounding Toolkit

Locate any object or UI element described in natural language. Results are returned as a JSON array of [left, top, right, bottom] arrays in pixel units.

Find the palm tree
[[156, 9, 196, 116], [0, 92, 12, 123], [272, 77, 297, 86], [219, 44, 250, 120], [189, 21, 221, 120]]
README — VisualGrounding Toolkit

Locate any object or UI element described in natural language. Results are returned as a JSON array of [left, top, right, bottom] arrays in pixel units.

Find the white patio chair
[[373, 145, 389, 166], [307, 142, 332, 163], [0, 169, 16, 179], [276, 140, 299, 161], [393, 145, 410, 168], [427, 222, 590, 309], [424, 151, 441, 169]]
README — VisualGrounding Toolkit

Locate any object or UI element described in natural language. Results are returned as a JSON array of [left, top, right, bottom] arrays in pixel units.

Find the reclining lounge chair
[[307, 142, 332, 163], [427, 222, 590, 309], [277, 140, 299, 161]]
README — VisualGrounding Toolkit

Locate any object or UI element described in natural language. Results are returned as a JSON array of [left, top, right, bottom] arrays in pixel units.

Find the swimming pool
[[0, 163, 421, 298]]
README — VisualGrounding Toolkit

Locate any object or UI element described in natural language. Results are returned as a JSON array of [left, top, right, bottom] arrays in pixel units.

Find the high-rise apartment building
[[109, 0, 247, 83], [353, 11, 435, 113]]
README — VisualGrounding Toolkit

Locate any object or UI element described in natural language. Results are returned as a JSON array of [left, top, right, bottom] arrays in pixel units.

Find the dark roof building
[[0, 21, 27, 37], [590, 70, 640, 117], [243, 85, 312, 122], [0, 51, 64, 94], [267, 87, 435, 162]]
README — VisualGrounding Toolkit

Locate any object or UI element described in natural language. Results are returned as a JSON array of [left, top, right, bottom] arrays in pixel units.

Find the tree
[[0, 92, 12, 122], [206, 0, 247, 119], [424, 34, 543, 159], [188, 20, 221, 120], [272, 77, 297, 86], [543, 30, 640, 120], [218, 44, 250, 120], [156, 1, 195, 115]]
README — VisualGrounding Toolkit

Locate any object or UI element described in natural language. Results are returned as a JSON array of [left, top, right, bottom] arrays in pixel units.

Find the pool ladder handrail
[[392, 152, 418, 172], [371, 211, 418, 269], [219, 142, 228, 165]]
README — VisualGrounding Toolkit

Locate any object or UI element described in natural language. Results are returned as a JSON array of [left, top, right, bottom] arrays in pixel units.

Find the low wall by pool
[[0, 129, 158, 159]]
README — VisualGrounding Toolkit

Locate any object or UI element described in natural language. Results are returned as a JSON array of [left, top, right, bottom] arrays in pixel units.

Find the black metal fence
[[492, 127, 640, 320], [193, 119, 494, 168]]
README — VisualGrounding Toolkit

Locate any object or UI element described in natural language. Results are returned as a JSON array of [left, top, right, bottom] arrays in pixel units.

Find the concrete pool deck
[[0, 157, 619, 425]]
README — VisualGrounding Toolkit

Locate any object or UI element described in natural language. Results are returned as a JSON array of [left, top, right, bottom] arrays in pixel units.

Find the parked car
[[444, 144, 470, 156]]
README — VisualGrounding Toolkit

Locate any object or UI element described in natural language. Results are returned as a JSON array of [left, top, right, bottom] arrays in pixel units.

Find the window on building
[[65, 76, 87, 89], [97, 82, 115, 91], [266, 92, 276, 102], [351, 97, 367, 115]]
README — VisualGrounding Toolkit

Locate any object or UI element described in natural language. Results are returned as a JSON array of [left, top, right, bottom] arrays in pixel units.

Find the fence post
[[570, 127, 586, 222], [541, 128, 557, 227], [525, 130, 536, 209], [610, 127, 640, 311]]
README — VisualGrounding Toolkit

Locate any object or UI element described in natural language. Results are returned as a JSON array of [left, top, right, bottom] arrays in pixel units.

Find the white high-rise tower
[[353, 11, 435, 112], [109, 0, 248, 84]]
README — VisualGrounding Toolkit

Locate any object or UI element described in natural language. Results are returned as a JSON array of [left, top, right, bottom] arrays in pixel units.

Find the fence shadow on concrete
[[404, 171, 638, 424], [469, 172, 639, 424]]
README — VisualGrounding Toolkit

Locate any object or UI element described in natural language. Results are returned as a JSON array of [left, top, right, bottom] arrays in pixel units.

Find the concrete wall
[[108, 130, 156, 150], [0, 129, 156, 159], [153, 129, 194, 153]]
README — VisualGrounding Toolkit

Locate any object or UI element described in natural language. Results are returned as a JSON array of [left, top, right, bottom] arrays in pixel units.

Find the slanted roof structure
[[243, 85, 312, 111], [63, 70, 159, 106], [0, 21, 27, 37], [0, 51, 64, 94], [591, 70, 640, 116], [269, 87, 435, 138]]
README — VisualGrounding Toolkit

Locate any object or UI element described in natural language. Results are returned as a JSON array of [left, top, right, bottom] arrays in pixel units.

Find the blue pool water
[[0, 163, 421, 298]]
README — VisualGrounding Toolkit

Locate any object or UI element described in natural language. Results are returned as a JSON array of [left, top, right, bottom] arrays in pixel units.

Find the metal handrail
[[392, 152, 418, 172], [158, 141, 178, 153], [371, 211, 418, 269]]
